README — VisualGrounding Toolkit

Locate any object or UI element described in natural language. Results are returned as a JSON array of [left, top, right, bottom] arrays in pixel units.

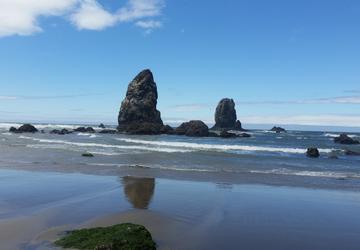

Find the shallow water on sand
[[0, 169, 360, 250]]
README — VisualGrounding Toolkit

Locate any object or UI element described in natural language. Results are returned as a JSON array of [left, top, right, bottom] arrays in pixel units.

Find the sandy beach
[[0, 168, 359, 250]]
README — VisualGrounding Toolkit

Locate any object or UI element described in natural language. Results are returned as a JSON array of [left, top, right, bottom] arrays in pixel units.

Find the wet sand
[[1, 169, 360, 249]]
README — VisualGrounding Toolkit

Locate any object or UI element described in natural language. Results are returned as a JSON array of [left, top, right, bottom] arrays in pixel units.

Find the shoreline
[[0, 168, 358, 249], [1, 161, 359, 191]]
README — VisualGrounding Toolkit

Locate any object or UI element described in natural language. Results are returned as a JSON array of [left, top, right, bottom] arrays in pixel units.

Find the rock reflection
[[122, 176, 155, 209]]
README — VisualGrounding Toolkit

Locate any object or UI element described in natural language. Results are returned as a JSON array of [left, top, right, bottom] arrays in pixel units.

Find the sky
[[0, 0, 359, 129]]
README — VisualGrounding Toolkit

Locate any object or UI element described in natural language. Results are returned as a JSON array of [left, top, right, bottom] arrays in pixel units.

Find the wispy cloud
[[0, 0, 165, 37], [168, 104, 210, 112], [237, 95, 360, 105], [243, 115, 360, 127], [0, 93, 106, 100]]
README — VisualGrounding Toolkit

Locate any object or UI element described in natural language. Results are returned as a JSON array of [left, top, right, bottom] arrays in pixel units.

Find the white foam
[[250, 168, 360, 179], [20, 136, 192, 153], [324, 133, 358, 138], [116, 138, 334, 154]]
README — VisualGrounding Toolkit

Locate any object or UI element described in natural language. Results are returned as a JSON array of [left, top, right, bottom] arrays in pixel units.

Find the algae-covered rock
[[55, 223, 156, 250]]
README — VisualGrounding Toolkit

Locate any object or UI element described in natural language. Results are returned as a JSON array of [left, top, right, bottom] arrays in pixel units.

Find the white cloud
[[0, 0, 77, 37], [135, 20, 162, 29], [0, 96, 17, 100], [70, 0, 117, 30], [0, 0, 165, 37]]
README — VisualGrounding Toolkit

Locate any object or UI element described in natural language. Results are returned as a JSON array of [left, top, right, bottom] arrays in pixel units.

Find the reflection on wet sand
[[122, 176, 155, 209]]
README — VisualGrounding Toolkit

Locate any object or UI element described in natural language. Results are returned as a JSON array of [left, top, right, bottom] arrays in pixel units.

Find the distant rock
[[9, 127, 18, 133], [345, 150, 360, 156], [123, 123, 163, 135], [50, 129, 72, 135], [160, 125, 175, 135], [334, 134, 359, 145], [306, 148, 320, 158], [118, 69, 163, 134], [98, 129, 117, 134], [212, 98, 243, 131], [99, 123, 106, 129], [74, 127, 95, 133], [208, 132, 219, 137], [82, 152, 94, 157], [175, 120, 209, 137], [10, 124, 38, 133], [270, 126, 287, 133], [219, 130, 237, 138]]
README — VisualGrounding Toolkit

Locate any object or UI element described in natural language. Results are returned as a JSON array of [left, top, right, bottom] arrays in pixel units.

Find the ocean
[[1, 122, 360, 189]]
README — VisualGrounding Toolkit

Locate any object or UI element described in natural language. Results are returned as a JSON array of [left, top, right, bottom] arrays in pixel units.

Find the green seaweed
[[55, 223, 156, 250]]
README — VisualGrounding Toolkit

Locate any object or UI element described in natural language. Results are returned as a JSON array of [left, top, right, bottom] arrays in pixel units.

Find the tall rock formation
[[212, 98, 243, 130], [118, 69, 164, 134]]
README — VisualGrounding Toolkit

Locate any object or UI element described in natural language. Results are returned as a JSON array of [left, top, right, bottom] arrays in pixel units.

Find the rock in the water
[[15, 124, 38, 133], [270, 126, 286, 133], [307, 148, 320, 158], [161, 125, 175, 135], [208, 132, 219, 137], [334, 134, 359, 145], [9, 127, 18, 133], [212, 98, 243, 131], [219, 130, 237, 138], [50, 129, 72, 135], [74, 127, 95, 133], [99, 123, 106, 129], [82, 152, 94, 157], [345, 150, 360, 156], [118, 69, 163, 134], [175, 120, 209, 137], [98, 129, 117, 134]]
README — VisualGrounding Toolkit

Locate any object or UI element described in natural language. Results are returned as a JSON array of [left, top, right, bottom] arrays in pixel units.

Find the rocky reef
[[270, 126, 287, 133], [334, 134, 359, 145], [175, 120, 209, 137], [212, 98, 243, 131], [118, 69, 164, 135], [9, 124, 38, 133]]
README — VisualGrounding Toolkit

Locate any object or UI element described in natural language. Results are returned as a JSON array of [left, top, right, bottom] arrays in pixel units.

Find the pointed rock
[[118, 69, 163, 134], [212, 98, 243, 131]]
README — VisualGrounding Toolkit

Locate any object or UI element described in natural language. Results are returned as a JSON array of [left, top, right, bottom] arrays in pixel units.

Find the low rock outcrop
[[9, 124, 38, 133], [345, 150, 360, 156], [334, 134, 359, 145], [306, 148, 320, 158], [219, 130, 237, 138], [212, 98, 243, 131], [175, 120, 209, 137], [270, 126, 286, 133], [118, 69, 163, 134], [74, 127, 95, 133], [50, 129, 72, 135]]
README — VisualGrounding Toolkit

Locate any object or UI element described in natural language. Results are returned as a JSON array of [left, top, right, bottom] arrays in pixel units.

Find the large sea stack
[[212, 98, 243, 131], [118, 69, 164, 134]]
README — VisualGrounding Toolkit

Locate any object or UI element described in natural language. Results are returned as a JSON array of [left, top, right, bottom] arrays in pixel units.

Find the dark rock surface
[[74, 127, 95, 133], [345, 150, 360, 156], [9, 127, 18, 133], [99, 123, 106, 129], [175, 120, 209, 137], [334, 134, 359, 145], [270, 126, 287, 133], [10, 124, 38, 133], [212, 98, 243, 131], [118, 69, 163, 134], [161, 125, 175, 135], [82, 152, 94, 157], [306, 148, 320, 158], [50, 129, 72, 135], [219, 130, 237, 138]]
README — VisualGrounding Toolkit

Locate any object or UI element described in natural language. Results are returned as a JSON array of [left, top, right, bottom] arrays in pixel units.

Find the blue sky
[[0, 0, 359, 128]]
